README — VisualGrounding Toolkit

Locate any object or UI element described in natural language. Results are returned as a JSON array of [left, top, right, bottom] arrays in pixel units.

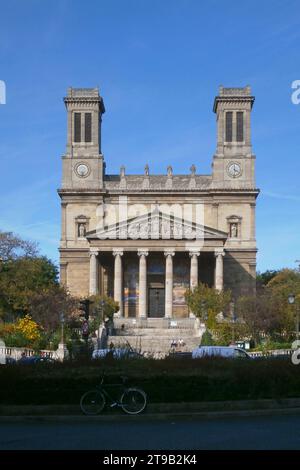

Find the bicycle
[[80, 374, 147, 415]]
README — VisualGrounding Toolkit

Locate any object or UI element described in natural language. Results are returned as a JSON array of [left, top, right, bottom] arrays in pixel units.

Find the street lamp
[[288, 294, 299, 341], [57, 312, 68, 361], [60, 312, 65, 345]]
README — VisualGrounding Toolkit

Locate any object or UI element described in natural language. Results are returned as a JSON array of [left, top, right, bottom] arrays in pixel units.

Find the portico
[[88, 245, 225, 319]]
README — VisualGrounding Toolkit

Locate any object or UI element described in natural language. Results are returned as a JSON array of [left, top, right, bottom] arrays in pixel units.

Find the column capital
[[112, 248, 124, 257], [137, 249, 149, 257], [214, 248, 225, 257], [164, 249, 175, 257], [189, 250, 200, 257], [89, 248, 99, 256]]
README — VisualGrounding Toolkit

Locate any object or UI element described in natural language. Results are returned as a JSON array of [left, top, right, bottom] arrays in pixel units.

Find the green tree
[[200, 330, 214, 346], [88, 295, 119, 327], [0, 256, 58, 319], [29, 285, 78, 333], [266, 269, 300, 339], [256, 270, 279, 288], [185, 283, 232, 329]]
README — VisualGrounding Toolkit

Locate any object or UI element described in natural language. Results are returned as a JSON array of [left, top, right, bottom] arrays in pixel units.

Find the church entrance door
[[148, 288, 165, 318]]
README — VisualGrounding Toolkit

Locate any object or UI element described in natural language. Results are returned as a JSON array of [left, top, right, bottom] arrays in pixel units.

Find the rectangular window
[[85, 113, 92, 142], [236, 112, 244, 142], [225, 112, 233, 142], [74, 113, 81, 142]]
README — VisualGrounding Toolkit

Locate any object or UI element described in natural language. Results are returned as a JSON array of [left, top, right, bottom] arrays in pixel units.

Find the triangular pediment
[[86, 209, 228, 241]]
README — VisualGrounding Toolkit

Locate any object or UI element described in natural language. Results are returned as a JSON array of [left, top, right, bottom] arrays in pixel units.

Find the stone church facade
[[58, 86, 259, 320]]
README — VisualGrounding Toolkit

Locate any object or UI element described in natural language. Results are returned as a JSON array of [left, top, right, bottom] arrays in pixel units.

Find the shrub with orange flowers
[[0, 315, 43, 348], [15, 315, 42, 343]]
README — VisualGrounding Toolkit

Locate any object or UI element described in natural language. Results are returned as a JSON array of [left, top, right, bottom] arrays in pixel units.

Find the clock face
[[75, 163, 89, 178], [227, 162, 242, 178]]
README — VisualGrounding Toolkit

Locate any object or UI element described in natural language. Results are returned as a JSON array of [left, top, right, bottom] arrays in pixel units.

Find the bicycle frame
[[80, 375, 147, 416], [96, 381, 127, 408]]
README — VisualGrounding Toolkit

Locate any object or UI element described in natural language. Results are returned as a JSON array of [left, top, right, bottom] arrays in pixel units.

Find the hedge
[[0, 356, 299, 405]]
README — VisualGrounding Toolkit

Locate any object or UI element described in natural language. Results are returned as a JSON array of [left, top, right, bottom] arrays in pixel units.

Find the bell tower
[[212, 86, 256, 188], [61, 87, 105, 189]]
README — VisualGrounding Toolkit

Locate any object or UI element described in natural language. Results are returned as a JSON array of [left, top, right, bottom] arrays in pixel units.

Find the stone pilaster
[[61, 202, 67, 242], [138, 249, 149, 318], [212, 202, 219, 230], [113, 249, 124, 317], [164, 250, 175, 318], [250, 202, 256, 240], [60, 261, 68, 287], [232, 111, 237, 142]]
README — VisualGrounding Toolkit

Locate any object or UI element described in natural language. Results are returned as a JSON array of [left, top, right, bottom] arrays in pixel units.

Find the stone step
[[114, 328, 200, 337], [105, 318, 204, 356], [113, 317, 197, 330], [107, 335, 201, 354]]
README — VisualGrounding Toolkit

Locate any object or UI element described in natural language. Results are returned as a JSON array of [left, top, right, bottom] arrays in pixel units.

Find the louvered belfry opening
[[225, 111, 233, 142], [85, 112, 92, 142], [74, 112, 81, 142], [236, 111, 244, 142]]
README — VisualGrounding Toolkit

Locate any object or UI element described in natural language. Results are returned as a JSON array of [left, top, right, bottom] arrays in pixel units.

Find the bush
[[0, 357, 299, 405], [254, 340, 292, 351], [200, 330, 214, 346]]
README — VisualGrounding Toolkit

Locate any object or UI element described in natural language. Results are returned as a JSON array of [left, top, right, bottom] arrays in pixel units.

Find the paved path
[[0, 414, 300, 450]]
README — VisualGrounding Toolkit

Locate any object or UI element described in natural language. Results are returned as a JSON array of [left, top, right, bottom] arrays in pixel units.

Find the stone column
[[190, 251, 200, 291], [189, 251, 200, 318], [214, 249, 225, 291], [138, 249, 148, 318], [113, 249, 124, 317], [164, 250, 175, 318], [89, 248, 99, 296]]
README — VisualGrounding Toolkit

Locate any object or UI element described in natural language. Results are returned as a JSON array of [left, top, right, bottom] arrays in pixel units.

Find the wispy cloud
[[262, 190, 300, 202]]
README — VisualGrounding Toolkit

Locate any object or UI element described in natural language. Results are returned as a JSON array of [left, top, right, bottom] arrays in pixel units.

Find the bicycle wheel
[[121, 388, 147, 415], [80, 390, 106, 415]]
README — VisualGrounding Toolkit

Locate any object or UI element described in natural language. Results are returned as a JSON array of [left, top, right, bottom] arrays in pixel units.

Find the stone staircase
[[106, 318, 204, 358]]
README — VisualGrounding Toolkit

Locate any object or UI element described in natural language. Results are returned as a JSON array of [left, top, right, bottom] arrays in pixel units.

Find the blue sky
[[0, 0, 300, 272]]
